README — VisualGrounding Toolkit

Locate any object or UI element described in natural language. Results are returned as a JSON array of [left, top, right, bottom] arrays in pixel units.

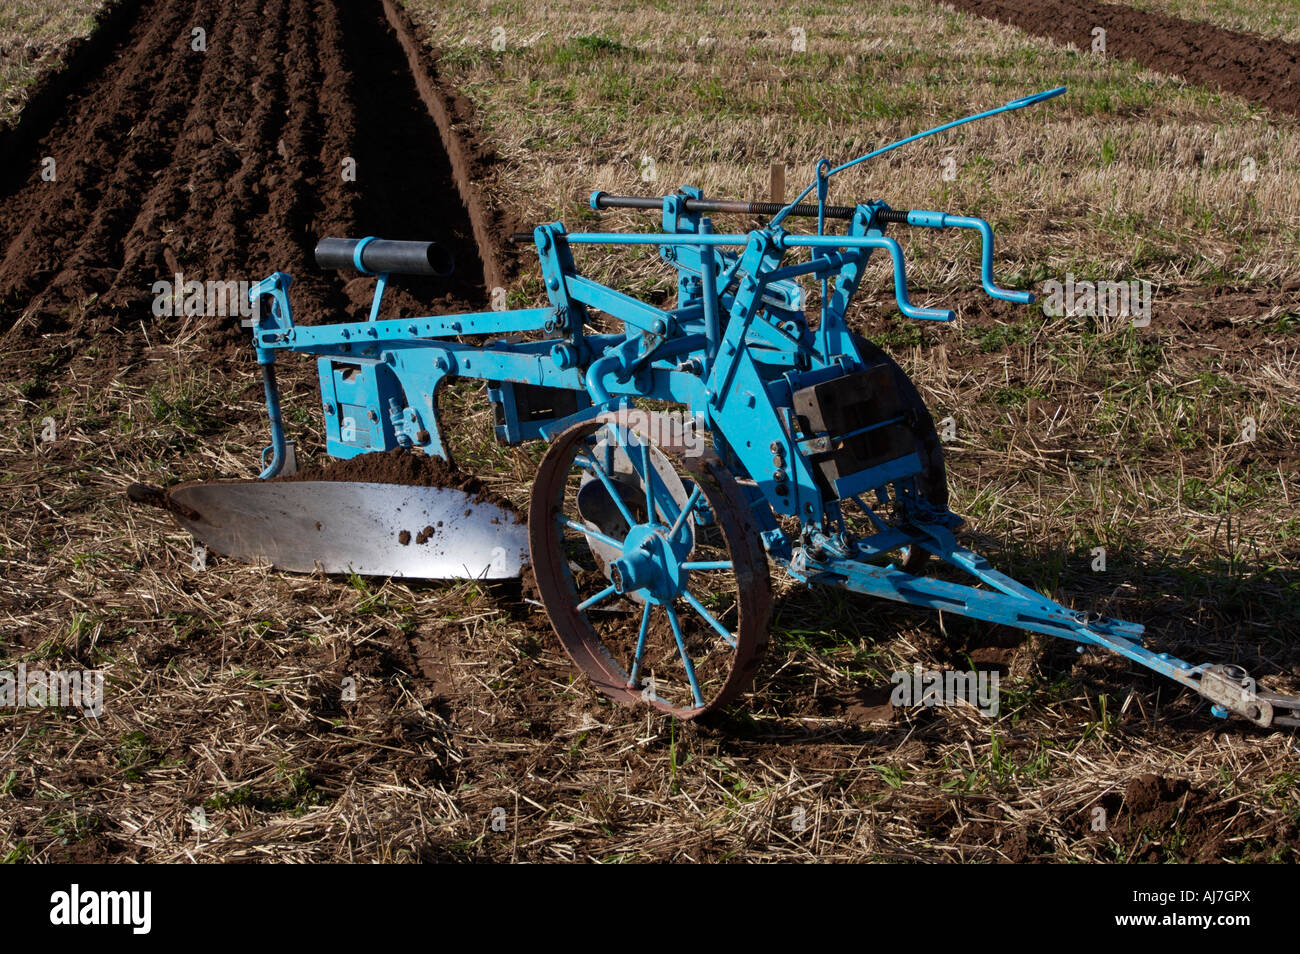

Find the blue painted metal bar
[[579, 448, 640, 530], [778, 234, 954, 321], [787, 548, 1202, 684], [565, 232, 748, 246], [772, 87, 1067, 227], [254, 307, 557, 349], [664, 604, 705, 708], [566, 274, 674, 334], [639, 438, 655, 520], [577, 583, 618, 612], [765, 250, 858, 283], [562, 517, 623, 552], [903, 211, 1033, 304], [367, 272, 390, 322], [562, 231, 951, 322], [699, 219, 721, 367], [629, 602, 653, 688], [667, 485, 702, 540], [256, 359, 286, 480], [682, 590, 737, 648]]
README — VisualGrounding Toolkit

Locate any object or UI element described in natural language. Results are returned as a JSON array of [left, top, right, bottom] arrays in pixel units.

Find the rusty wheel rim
[[529, 410, 771, 719]]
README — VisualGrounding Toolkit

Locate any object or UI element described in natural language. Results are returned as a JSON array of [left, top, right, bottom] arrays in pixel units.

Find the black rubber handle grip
[[314, 237, 454, 276]]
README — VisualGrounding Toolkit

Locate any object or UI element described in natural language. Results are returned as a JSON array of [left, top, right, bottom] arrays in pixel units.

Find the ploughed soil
[[0, 0, 1297, 864], [947, 0, 1300, 118], [0, 0, 488, 386]]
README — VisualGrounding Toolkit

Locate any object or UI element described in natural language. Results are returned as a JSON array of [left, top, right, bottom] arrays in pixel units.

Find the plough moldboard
[[138, 88, 1300, 728]]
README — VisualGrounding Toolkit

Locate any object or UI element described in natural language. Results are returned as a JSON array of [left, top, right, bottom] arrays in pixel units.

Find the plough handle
[[314, 237, 454, 277]]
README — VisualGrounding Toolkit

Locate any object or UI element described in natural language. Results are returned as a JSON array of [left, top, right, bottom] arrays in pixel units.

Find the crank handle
[[898, 211, 1033, 305], [782, 233, 954, 321]]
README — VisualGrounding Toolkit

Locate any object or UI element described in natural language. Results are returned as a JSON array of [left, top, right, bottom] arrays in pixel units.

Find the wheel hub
[[608, 523, 687, 603]]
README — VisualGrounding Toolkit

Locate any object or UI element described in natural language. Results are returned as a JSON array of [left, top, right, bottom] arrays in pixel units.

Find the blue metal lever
[[773, 87, 1068, 228], [257, 359, 287, 479], [904, 211, 1033, 304], [783, 234, 954, 321], [248, 272, 294, 479]]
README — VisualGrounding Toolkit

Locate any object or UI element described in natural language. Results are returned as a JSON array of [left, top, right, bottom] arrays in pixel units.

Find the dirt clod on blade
[[279, 447, 522, 520]]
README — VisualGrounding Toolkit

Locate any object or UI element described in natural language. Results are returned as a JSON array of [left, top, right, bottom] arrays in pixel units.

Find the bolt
[[769, 441, 781, 453], [416, 429, 430, 444], [775, 483, 788, 496], [547, 278, 559, 290], [367, 410, 378, 423], [324, 403, 334, 416], [551, 344, 576, 370], [652, 319, 666, 334]]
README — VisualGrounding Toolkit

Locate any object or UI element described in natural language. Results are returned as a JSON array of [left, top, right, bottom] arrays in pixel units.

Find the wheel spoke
[[576, 448, 638, 530], [631, 431, 682, 527], [664, 604, 705, 709], [640, 438, 654, 521], [576, 583, 618, 612], [667, 484, 701, 540], [680, 559, 732, 572], [682, 589, 736, 648], [561, 517, 624, 552], [628, 602, 653, 688]]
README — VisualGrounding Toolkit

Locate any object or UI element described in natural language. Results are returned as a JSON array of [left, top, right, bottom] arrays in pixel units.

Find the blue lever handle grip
[[782, 234, 954, 321], [905, 212, 1034, 305]]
